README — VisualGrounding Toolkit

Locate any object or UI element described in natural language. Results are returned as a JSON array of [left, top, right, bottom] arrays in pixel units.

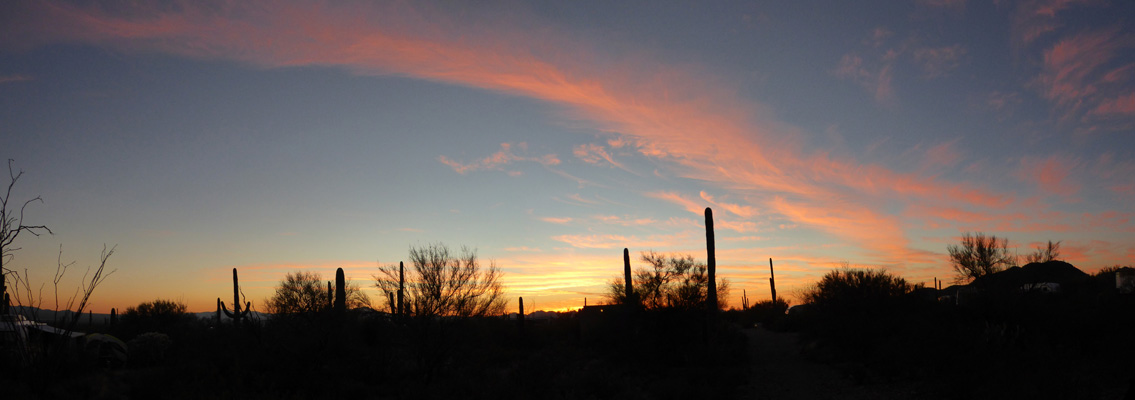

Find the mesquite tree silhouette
[[948, 232, 1015, 282], [608, 250, 729, 310], [373, 243, 506, 318]]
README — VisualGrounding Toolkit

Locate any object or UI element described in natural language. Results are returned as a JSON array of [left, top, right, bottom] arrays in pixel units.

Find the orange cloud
[[438, 142, 559, 174], [699, 191, 757, 218], [1034, 28, 1135, 123], [1092, 93, 1135, 116], [1016, 155, 1081, 198], [551, 232, 695, 250], [539, 217, 573, 224], [646, 191, 706, 215], [8, 0, 1089, 273]]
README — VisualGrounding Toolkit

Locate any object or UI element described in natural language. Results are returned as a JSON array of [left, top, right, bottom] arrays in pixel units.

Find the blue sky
[[2, 0, 1133, 313]]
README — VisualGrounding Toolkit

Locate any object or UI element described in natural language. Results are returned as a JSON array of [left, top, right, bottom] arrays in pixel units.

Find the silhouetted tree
[[607, 251, 729, 310], [267, 271, 370, 315], [1, 159, 52, 312], [801, 267, 914, 309], [373, 243, 506, 318], [121, 299, 191, 334], [1, 160, 115, 372], [1024, 240, 1061, 264], [948, 232, 1014, 282]]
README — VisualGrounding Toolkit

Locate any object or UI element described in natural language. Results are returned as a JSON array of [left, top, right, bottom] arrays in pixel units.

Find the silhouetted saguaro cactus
[[517, 296, 525, 333], [335, 267, 346, 313], [741, 290, 750, 310], [110, 308, 117, 326], [219, 268, 251, 324], [327, 281, 333, 310], [623, 248, 635, 305], [769, 258, 777, 303], [397, 261, 405, 317], [705, 207, 717, 312], [388, 292, 395, 314]]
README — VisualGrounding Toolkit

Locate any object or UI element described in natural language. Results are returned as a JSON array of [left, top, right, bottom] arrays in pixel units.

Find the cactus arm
[[220, 300, 236, 318]]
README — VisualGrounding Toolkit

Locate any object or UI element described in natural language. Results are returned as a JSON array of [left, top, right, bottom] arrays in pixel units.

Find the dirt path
[[738, 327, 920, 400]]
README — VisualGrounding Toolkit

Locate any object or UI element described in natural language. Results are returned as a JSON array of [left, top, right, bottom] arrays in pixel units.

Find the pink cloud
[[438, 142, 559, 174], [646, 191, 706, 216], [0, 74, 33, 84], [1010, 0, 1091, 46], [921, 140, 962, 171], [539, 217, 573, 224], [698, 191, 757, 218], [551, 233, 694, 250], [591, 215, 657, 227], [1016, 155, 1081, 198], [10, 0, 1098, 269], [573, 143, 634, 173], [834, 53, 894, 102], [1091, 93, 1135, 116], [1033, 28, 1135, 123]]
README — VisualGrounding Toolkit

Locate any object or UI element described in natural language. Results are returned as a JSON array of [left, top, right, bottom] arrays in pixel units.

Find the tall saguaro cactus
[[517, 296, 525, 333], [705, 207, 717, 312], [769, 258, 777, 303], [335, 267, 346, 313], [623, 248, 635, 305], [219, 268, 251, 324], [397, 261, 405, 317]]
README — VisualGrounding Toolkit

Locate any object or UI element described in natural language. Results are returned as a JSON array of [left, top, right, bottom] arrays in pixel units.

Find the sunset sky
[[2, 0, 1133, 314]]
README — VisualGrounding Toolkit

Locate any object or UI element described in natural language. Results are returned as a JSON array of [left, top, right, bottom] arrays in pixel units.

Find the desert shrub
[[374, 243, 506, 318], [745, 297, 789, 328], [795, 267, 921, 362], [120, 299, 193, 338], [607, 251, 730, 310], [801, 267, 915, 311], [266, 270, 370, 315]]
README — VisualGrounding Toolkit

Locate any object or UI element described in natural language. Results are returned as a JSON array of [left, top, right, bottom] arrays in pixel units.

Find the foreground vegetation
[[1, 305, 750, 399], [749, 265, 1135, 399]]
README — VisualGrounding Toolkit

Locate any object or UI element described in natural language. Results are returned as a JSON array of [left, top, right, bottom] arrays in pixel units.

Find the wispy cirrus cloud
[[646, 191, 706, 215], [9, 0, 1105, 270], [1015, 155, 1081, 199], [1033, 29, 1135, 120], [538, 216, 573, 224], [438, 142, 559, 175], [1092, 92, 1135, 116], [834, 53, 895, 102], [573, 143, 635, 174], [698, 191, 756, 218], [1010, 0, 1091, 47], [0, 74, 33, 84], [551, 232, 694, 250]]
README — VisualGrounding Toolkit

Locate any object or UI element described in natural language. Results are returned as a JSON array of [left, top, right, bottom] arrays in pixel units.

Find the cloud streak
[[7, 0, 1116, 271], [438, 142, 559, 175]]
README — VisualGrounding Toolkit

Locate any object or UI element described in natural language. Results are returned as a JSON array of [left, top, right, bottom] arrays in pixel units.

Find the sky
[[1, 0, 1133, 314]]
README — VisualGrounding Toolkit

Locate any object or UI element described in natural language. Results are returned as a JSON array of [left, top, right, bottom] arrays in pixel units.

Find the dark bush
[[120, 299, 194, 338]]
